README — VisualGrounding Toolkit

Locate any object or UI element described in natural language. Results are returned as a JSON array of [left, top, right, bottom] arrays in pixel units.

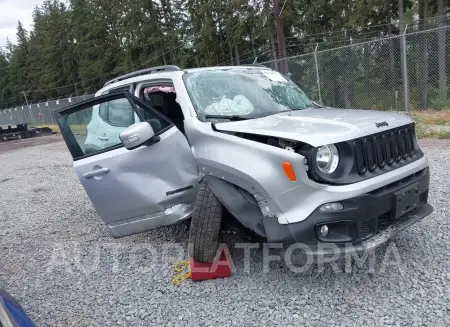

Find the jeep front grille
[[354, 126, 416, 175]]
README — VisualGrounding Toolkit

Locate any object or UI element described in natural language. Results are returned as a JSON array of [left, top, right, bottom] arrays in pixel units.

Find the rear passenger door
[[56, 92, 199, 237]]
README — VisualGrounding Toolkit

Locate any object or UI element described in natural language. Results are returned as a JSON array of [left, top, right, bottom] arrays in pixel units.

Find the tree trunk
[[264, 0, 278, 70], [226, 21, 234, 65], [274, 0, 288, 73], [249, 26, 257, 61], [161, 41, 167, 65], [217, 13, 225, 62], [419, 0, 428, 110], [438, 0, 447, 99], [234, 44, 240, 65]]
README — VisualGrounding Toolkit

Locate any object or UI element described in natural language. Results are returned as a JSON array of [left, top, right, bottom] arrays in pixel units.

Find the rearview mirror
[[120, 122, 155, 150]]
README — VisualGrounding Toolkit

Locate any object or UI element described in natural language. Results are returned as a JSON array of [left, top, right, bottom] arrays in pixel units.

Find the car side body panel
[[73, 125, 198, 237]]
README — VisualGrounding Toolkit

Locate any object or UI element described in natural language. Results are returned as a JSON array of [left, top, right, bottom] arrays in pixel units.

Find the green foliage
[[0, 0, 415, 109]]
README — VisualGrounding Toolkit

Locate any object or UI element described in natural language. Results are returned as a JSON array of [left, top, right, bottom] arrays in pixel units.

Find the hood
[[214, 108, 414, 147]]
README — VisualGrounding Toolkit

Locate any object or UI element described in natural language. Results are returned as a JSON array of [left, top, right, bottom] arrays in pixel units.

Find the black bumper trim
[[264, 167, 432, 249], [305, 202, 432, 257]]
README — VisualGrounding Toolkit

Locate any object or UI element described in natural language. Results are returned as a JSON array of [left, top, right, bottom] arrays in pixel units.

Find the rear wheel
[[188, 181, 223, 263]]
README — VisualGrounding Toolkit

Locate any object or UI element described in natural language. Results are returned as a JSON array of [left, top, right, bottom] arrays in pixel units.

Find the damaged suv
[[56, 65, 432, 262]]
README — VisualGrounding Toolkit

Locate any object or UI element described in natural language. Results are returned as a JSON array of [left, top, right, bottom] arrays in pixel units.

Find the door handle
[[83, 167, 110, 179], [98, 135, 109, 141]]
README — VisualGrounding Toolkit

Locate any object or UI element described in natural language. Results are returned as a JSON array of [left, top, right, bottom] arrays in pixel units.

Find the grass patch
[[34, 124, 60, 133], [416, 124, 450, 139], [33, 124, 88, 135], [410, 110, 450, 126]]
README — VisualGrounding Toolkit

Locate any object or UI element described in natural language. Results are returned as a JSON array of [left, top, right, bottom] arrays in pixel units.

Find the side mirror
[[120, 122, 155, 150]]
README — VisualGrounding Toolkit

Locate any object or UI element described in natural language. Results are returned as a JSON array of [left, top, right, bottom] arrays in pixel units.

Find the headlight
[[316, 144, 339, 174]]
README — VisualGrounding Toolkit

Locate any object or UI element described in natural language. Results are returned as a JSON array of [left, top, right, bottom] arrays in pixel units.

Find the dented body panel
[[214, 108, 413, 147], [58, 65, 431, 247], [185, 117, 429, 225], [73, 126, 198, 236]]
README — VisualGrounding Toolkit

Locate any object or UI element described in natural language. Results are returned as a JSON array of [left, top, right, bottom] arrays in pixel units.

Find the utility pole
[[274, 0, 288, 74]]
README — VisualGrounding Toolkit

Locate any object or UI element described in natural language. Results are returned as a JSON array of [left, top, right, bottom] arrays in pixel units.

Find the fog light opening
[[319, 202, 344, 212], [320, 225, 329, 237]]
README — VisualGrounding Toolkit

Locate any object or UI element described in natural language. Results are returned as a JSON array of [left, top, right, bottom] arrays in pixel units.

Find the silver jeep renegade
[[56, 65, 432, 263]]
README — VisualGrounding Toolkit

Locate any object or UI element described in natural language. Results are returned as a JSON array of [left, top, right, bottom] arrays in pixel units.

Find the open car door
[[56, 92, 199, 237]]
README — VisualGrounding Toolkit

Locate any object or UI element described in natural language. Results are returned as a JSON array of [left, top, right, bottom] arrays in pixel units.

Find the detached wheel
[[189, 181, 223, 263]]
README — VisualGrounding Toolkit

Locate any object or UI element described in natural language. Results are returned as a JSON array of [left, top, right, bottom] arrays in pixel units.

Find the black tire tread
[[189, 181, 223, 263]]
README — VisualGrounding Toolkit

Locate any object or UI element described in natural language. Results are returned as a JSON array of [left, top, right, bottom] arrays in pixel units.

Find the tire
[[189, 181, 223, 263]]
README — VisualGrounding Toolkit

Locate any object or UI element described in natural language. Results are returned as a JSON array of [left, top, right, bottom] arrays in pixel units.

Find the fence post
[[27, 105, 34, 126], [401, 25, 409, 112], [313, 43, 323, 104], [21, 106, 27, 124], [46, 100, 55, 124]]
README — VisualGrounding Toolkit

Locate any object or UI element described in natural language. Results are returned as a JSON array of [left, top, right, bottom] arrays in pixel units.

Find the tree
[[0, 50, 11, 107], [0, 0, 434, 110], [6, 21, 29, 105], [274, 0, 287, 73]]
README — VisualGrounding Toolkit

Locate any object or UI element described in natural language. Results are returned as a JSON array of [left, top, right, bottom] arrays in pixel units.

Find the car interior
[[142, 85, 185, 134]]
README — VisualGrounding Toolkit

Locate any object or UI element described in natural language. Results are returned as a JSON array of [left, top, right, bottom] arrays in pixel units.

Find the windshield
[[183, 68, 314, 119]]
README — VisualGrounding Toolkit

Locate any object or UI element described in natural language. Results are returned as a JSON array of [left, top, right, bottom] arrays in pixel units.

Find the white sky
[[0, 0, 45, 48]]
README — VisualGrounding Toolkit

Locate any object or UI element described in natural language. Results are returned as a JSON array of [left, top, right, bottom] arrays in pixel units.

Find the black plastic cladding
[[355, 125, 417, 175], [308, 123, 424, 185]]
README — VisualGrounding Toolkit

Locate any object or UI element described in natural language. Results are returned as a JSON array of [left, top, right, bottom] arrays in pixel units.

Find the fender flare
[[202, 176, 267, 237]]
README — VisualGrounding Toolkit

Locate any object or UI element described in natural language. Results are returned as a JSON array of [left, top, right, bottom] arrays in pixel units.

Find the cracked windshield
[[184, 68, 314, 119]]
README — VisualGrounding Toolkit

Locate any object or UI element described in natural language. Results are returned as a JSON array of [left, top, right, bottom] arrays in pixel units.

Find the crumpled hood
[[214, 107, 414, 147]]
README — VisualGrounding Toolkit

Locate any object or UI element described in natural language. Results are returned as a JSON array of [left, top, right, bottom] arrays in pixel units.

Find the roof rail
[[103, 65, 182, 87], [245, 63, 268, 68], [215, 64, 268, 68]]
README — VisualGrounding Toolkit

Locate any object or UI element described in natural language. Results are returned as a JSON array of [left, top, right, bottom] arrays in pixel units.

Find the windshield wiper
[[204, 115, 252, 121]]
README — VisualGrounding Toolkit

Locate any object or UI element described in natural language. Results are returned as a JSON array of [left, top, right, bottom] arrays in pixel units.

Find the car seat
[[162, 93, 185, 134]]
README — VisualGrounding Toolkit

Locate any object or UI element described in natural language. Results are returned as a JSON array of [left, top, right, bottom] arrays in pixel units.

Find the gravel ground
[[0, 137, 449, 327]]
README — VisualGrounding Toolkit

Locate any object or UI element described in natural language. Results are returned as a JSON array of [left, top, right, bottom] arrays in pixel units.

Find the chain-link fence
[[1, 25, 449, 125], [264, 25, 450, 112], [0, 95, 94, 126]]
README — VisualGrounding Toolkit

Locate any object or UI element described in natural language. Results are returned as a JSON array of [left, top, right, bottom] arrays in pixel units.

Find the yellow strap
[[172, 260, 191, 285]]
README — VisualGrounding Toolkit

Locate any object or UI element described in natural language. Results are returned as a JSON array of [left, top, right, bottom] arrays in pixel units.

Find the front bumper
[[264, 167, 432, 254]]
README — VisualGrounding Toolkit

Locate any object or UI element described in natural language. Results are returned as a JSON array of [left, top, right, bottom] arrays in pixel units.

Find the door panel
[[57, 92, 199, 237]]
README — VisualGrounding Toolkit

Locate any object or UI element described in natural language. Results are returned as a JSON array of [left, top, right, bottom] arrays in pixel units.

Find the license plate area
[[394, 183, 419, 219]]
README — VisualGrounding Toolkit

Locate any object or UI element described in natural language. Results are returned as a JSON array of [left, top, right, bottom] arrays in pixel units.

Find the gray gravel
[[0, 137, 449, 327]]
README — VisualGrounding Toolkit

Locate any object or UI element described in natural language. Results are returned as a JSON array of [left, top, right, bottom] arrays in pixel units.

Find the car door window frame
[[137, 79, 176, 115], [138, 79, 175, 100], [56, 92, 173, 161], [102, 84, 135, 95]]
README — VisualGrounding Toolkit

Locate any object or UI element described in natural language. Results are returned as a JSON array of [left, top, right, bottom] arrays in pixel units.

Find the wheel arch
[[201, 175, 268, 238]]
